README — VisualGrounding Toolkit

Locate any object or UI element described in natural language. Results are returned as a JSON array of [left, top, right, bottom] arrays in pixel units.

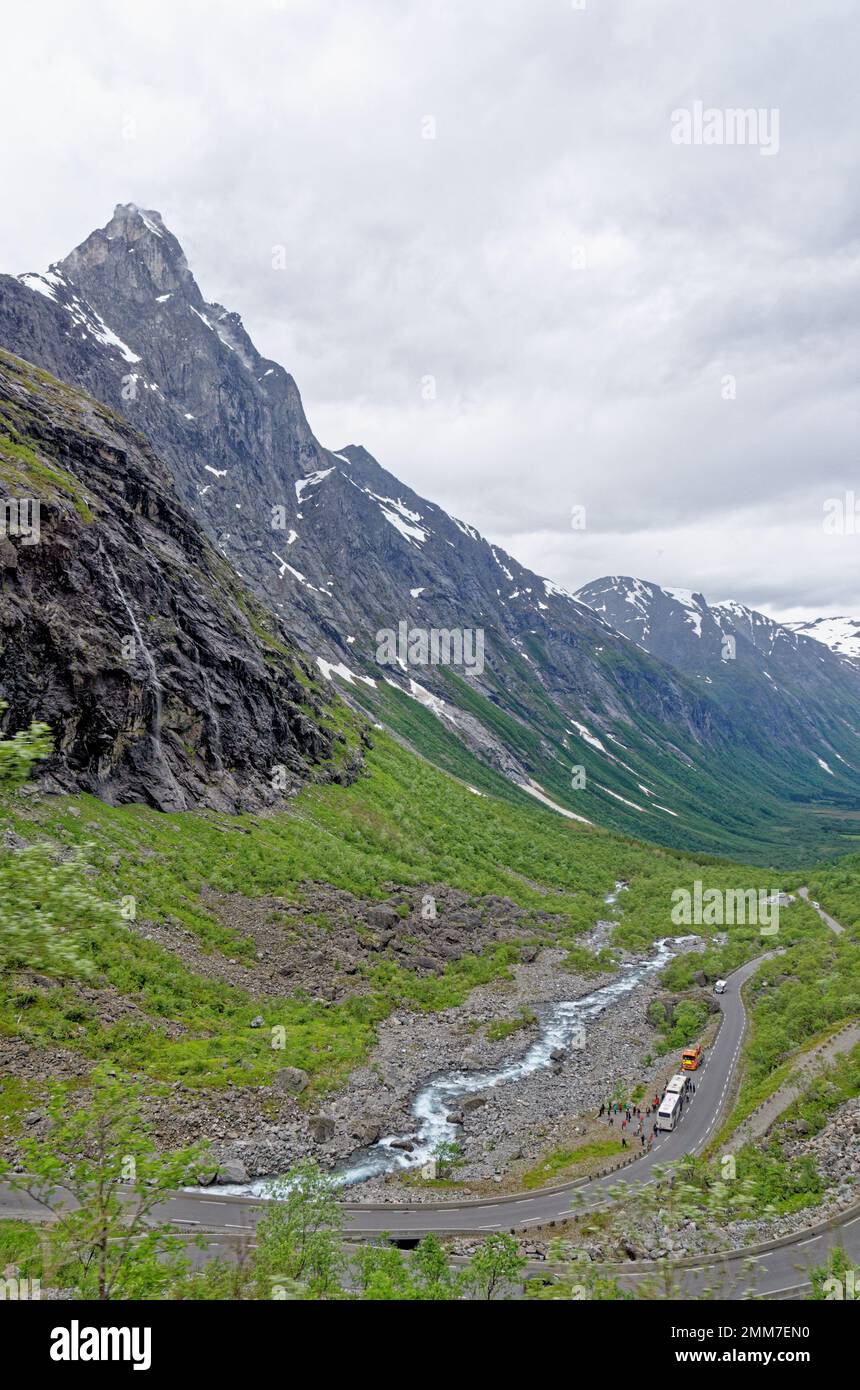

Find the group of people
[[597, 1098, 657, 1148], [596, 1080, 697, 1150]]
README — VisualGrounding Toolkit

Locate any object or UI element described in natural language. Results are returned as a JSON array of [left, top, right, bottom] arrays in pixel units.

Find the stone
[[216, 1159, 249, 1184], [366, 906, 400, 930], [273, 1067, 309, 1094], [462, 1095, 487, 1113], [311, 1115, 335, 1144]]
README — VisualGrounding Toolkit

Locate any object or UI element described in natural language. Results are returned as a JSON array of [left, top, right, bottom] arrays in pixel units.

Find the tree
[[0, 709, 116, 977], [0, 840, 118, 977], [566, 1160, 766, 1300], [0, 704, 51, 789], [809, 1247, 858, 1300], [461, 1232, 526, 1300], [251, 1160, 345, 1300], [354, 1241, 420, 1301], [432, 1139, 462, 1179], [0, 1069, 207, 1300], [410, 1232, 461, 1299]]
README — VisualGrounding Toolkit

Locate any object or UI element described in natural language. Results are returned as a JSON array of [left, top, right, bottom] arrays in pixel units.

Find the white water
[[102, 548, 184, 805], [103, 550, 165, 750], [214, 882, 692, 1200]]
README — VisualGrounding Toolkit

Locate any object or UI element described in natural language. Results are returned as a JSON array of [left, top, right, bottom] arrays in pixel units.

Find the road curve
[[3, 947, 858, 1295], [0, 950, 766, 1239]]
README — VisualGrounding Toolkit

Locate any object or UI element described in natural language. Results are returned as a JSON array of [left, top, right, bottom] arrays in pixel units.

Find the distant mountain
[[2, 205, 860, 863], [575, 574, 860, 792], [786, 616, 860, 662]]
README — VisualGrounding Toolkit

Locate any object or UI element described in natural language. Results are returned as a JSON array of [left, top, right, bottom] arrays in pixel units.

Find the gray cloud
[[1, 0, 857, 619]]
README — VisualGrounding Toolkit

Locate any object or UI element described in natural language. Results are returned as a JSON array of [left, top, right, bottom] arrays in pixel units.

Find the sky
[[1, 0, 858, 622]]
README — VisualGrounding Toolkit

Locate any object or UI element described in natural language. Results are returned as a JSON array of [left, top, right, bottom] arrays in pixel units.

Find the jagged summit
[[59, 202, 197, 299], [3, 209, 860, 860]]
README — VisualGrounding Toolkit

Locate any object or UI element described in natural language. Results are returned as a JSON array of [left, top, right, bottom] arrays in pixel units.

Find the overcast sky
[[1, 0, 858, 621]]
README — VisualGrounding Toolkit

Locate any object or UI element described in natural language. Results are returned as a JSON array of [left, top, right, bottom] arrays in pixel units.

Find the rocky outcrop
[[3, 206, 860, 856], [0, 349, 362, 811]]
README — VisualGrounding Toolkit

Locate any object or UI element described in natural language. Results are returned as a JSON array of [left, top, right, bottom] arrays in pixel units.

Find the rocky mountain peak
[[58, 202, 200, 305], [4, 212, 860, 860]]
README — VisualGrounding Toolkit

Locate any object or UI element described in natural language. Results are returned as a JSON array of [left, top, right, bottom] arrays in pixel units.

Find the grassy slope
[[0, 729, 800, 1102], [349, 648, 860, 868]]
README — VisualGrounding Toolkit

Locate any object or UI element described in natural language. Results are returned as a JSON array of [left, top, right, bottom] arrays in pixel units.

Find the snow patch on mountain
[[316, 658, 376, 688], [788, 616, 860, 660], [518, 780, 591, 824], [295, 468, 334, 503]]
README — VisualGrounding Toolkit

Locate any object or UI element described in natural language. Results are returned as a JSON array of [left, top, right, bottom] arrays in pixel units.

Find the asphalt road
[[798, 886, 845, 935], [4, 945, 857, 1296]]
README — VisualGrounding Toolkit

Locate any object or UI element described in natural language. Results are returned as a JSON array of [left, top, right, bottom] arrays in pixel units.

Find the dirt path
[[730, 1021, 860, 1148]]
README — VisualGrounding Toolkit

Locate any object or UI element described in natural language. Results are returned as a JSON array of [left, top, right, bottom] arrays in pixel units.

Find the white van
[[714, 979, 727, 994], [656, 1092, 681, 1132]]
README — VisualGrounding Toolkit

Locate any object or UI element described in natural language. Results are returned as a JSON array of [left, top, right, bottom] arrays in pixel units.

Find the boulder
[[351, 1112, 384, 1145], [311, 1115, 335, 1144], [273, 1067, 309, 1094], [366, 906, 400, 930], [462, 1094, 487, 1114], [216, 1159, 249, 1184]]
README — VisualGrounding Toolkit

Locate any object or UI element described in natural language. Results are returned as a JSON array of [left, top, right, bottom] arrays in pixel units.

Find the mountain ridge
[[2, 205, 860, 863]]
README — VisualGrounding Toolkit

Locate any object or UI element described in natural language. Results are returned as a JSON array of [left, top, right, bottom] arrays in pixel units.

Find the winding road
[[2, 930, 857, 1297]]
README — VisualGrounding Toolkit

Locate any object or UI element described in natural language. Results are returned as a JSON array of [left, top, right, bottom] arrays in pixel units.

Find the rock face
[[0, 350, 360, 811], [3, 206, 860, 856]]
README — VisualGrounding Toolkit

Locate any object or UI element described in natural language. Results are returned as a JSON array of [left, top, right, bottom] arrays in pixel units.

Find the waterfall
[[102, 548, 164, 751]]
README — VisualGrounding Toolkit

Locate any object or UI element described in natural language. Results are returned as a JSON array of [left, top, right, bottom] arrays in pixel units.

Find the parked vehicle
[[714, 979, 727, 994], [656, 1092, 682, 1131], [665, 1073, 689, 1097], [681, 1043, 702, 1070]]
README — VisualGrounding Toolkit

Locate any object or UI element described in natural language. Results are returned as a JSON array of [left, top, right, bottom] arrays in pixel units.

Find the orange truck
[[681, 1044, 702, 1071]]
